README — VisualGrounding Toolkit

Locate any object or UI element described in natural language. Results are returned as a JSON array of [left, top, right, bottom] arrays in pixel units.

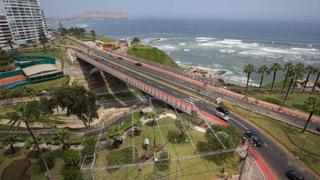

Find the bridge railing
[[75, 52, 228, 126]]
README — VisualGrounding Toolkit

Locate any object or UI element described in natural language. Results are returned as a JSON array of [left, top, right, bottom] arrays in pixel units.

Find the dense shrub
[[63, 149, 80, 167], [62, 166, 83, 180], [36, 153, 55, 172], [81, 137, 96, 156]]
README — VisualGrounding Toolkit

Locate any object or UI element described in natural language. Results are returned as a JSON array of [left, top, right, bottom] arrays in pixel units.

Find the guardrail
[[75, 52, 228, 126]]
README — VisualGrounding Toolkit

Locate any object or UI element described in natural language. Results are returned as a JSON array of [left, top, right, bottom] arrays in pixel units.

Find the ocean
[[49, 19, 320, 85]]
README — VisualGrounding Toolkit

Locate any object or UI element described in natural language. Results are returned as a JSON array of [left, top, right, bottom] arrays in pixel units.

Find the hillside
[[127, 45, 178, 67]]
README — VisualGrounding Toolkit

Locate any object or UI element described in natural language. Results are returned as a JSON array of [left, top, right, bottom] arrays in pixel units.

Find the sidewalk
[[233, 144, 276, 180]]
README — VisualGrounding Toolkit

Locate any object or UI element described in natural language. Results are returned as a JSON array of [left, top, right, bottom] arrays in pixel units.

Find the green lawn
[[97, 91, 138, 101], [253, 93, 320, 115], [18, 48, 65, 60], [127, 45, 178, 67], [226, 103, 320, 174], [96, 117, 240, 180], [70, 34, 113, 43], [24, 76, 69, 91], [263, 78, 294, 88]]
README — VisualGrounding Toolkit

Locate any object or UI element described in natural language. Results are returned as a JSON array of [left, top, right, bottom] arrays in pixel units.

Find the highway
[[61, 35, 318, 179]]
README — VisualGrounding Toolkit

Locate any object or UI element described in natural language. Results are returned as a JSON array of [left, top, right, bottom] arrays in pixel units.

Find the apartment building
[[0, 0, 47, 47]]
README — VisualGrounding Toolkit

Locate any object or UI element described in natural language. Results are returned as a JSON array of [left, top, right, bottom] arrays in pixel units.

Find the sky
[[40, 0, 320, 21]]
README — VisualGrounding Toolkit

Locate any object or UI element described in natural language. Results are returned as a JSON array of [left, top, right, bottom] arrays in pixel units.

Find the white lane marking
[[230, 118, 248, 130], [207, 106, 216, 111], [264, 142, 268, 147], [189, 97, 199, 101]]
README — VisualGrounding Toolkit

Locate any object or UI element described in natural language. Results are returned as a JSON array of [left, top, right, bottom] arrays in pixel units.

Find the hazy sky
[[40, 0, 320, 21]]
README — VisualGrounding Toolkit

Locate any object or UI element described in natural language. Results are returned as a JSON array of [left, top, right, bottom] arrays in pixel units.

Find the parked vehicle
[[135, 62, 142, 66], [316, 124, 320, 132], [216, 106, 229, 115], [285, 170, 304, 180]]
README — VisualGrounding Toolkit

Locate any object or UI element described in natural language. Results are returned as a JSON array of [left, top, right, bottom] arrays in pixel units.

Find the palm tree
[[302, 66, 316, 93], [282, 63, 292, 93], [6, 102, 51, 178], [302, 97, 320, 133], [282, 65, 296, 107], [291, 63, 305, 94], [243, 64, 255, 96], [269, 63, 282, 94], [312, 67, 320, 93], [257, 65, 269, 90]]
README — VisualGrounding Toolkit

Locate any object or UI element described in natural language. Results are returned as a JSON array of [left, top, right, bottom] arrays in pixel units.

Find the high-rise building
[[0, 0, 47, 47]]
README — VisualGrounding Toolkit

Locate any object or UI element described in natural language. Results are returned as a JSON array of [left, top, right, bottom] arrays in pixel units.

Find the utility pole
[[239, 140, 251, 180]]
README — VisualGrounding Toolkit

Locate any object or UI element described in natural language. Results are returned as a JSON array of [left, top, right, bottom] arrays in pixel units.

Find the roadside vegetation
[[128, 44, 178, 67], [241, 63, 320, 116], [58, 23, 113, 43], [225, 103, 320, 174]]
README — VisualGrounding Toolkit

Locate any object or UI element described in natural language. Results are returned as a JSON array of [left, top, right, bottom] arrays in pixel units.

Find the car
[[285, 170, 304, 180], [216, 106, 229, 115], [316, 124, 320, 132], [251, 135, 263, 147], [244, 130, 253, 139], [135, 62, 142, 66], [216, 111, 230, 121]]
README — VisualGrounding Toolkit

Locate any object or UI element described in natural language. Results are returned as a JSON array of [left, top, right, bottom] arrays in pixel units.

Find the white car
[[216, 111, 230, 121]]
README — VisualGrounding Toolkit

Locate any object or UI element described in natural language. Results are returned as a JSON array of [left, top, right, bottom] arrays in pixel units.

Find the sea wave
[[154, 44, 177, 51]]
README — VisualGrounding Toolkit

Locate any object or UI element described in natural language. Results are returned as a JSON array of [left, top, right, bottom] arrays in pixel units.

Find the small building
[[22, 64, 63, 83]]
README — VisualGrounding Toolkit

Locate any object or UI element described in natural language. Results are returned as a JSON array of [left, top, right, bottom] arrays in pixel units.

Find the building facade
[[0, 14, 11, 48], [0, 0, 47, 47]]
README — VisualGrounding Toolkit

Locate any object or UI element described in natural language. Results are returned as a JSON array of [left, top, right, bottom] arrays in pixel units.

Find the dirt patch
[[1, 159, 31, 180]]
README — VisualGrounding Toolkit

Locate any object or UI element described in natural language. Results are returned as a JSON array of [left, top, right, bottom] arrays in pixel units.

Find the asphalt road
[[63, 35, 318, 180]]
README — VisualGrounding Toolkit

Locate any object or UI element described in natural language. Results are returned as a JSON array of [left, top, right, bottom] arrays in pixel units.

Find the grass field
[[97, 91, 138, 101], [127, 45, 178, 67], [95, 117, 240, 180], [253, 93, 320, 115], [225, 103, 320, 174]]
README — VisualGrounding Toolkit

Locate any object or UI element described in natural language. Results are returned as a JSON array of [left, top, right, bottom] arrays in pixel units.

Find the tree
[[282, 63, 293, 93], [291, 63, 305, 94], [53, 129, 70, 149], [312, 67, 320, 93], [90, 30, 96, 41], [302, 97, 320, 133], [3, 136, 17, 154], [6, 39, 14, 54], [243, 64, 255, 96], [50, 86, 99, 128], [302, 66, 316, 93], [132, 37, 140, 44], [282, 65, 296, 107], [257, 65, 269, 90], [269, 63, 282, 94], [81, 137, 96, 156], [175, 114, 191, 137], [62, 149, 82, 180], [39, 29, 48, 53], [63, 149, 80, 167], [6, 101, 51, 178]]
